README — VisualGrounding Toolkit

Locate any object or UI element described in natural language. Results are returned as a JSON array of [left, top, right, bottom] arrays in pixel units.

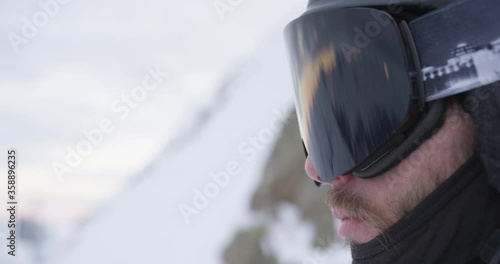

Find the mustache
[[324, 186, 363, 216], [324, 185, 392, 232]]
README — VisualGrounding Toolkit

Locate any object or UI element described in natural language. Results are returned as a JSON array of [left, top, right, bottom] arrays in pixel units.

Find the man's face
[[304, 102, 476, 245]]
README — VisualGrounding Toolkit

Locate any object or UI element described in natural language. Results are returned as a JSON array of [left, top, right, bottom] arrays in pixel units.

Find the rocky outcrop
[[223, 110, 337, 263]]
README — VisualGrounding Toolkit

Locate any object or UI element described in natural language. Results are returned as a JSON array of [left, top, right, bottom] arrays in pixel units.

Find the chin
[[335, 218, 381, 245]]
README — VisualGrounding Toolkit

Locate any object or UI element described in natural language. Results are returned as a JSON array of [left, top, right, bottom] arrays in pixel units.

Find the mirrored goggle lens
[[285, 8, 413, 182]]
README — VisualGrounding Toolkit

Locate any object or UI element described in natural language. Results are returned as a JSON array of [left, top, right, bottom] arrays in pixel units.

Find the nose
[[304, 157, 354, 187], [305, 157, 328, 184]]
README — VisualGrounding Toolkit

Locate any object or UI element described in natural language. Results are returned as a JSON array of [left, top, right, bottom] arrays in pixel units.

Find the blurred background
[[0, 0, 350, 263]]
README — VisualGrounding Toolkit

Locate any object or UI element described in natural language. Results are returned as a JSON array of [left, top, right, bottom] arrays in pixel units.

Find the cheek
[[377, 168, 419, 200], [352, 178, 389, 205], [355, 177, 401, 213]]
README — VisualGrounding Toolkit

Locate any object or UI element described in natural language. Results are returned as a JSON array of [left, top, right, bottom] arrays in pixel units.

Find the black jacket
[[351, 156, 500, 264]]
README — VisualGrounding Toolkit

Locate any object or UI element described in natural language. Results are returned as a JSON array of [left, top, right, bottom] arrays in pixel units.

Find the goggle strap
[[409, 0, 500, 101]]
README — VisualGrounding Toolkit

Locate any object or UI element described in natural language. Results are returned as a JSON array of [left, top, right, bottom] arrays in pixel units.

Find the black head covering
[[306, 0, 457, 9]]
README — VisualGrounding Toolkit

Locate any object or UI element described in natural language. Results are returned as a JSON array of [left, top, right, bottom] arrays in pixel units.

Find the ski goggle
[[285, 0, 500, 183]]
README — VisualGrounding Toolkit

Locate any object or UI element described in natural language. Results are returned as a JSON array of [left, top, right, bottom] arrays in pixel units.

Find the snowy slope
[[52, 23, 314, 264]]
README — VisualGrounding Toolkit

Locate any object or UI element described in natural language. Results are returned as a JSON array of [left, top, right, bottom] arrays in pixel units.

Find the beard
[[324, 174, 440, 247], [324, 185, 394, 246]]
